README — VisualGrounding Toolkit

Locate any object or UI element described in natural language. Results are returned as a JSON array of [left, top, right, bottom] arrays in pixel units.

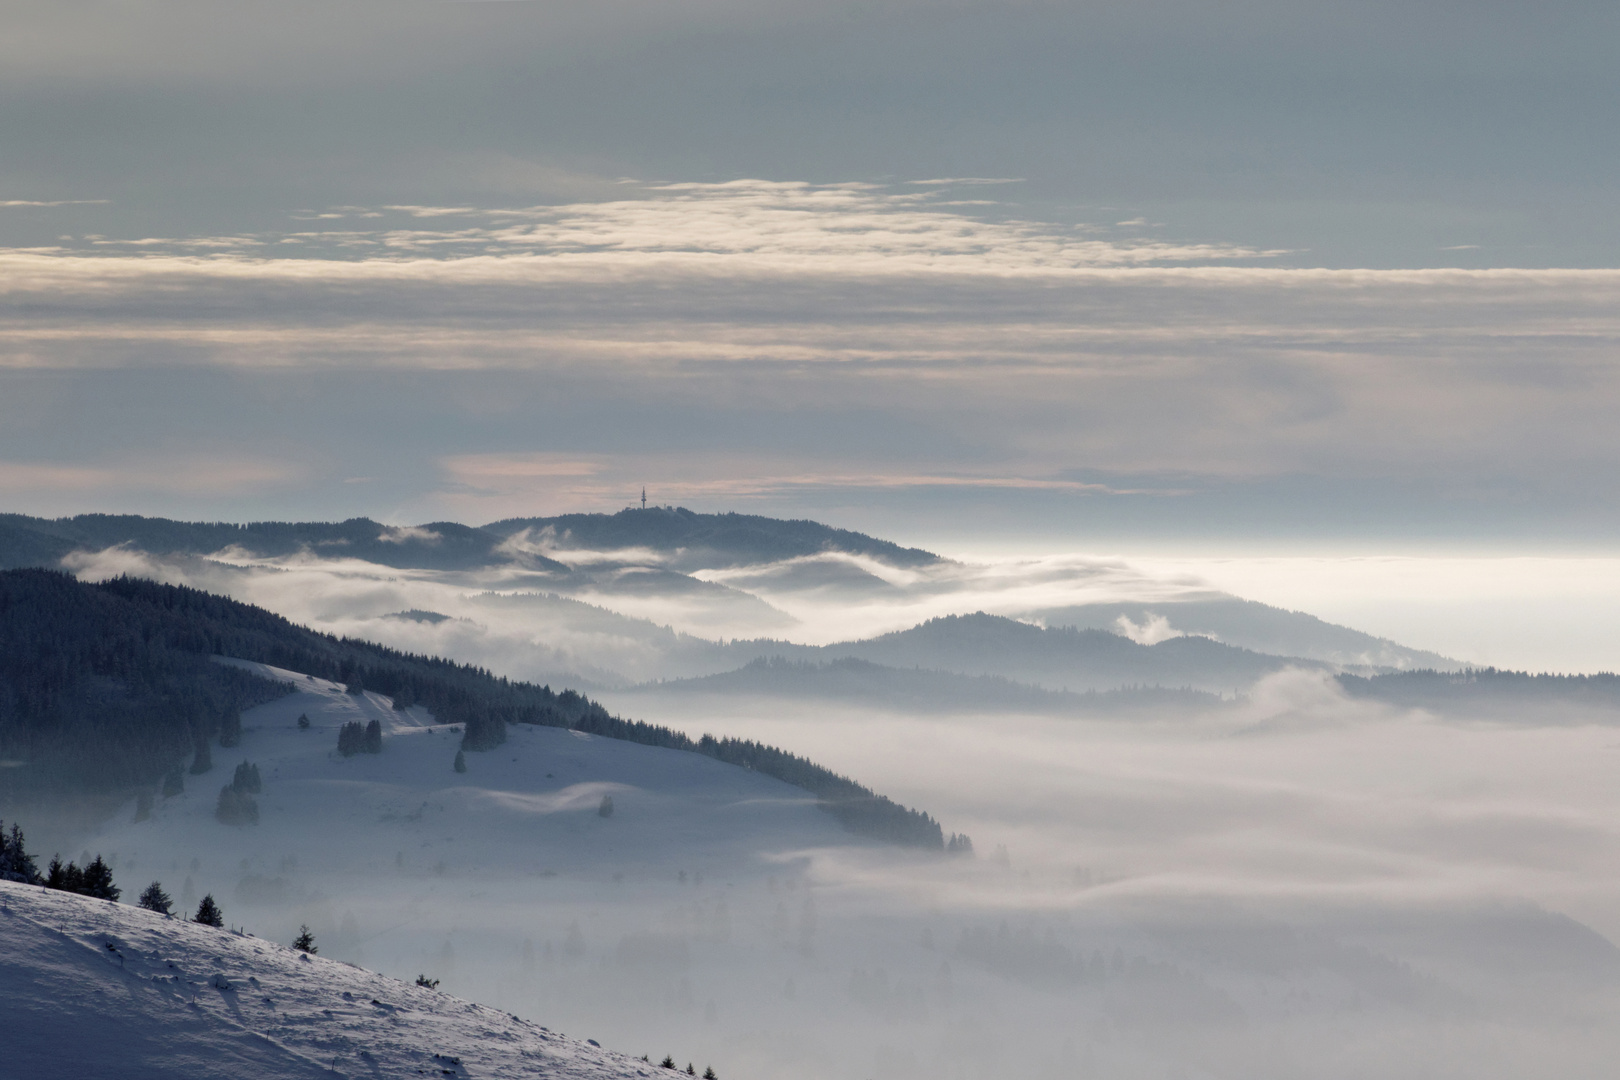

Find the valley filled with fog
[[9, 511, 1620, 1079]]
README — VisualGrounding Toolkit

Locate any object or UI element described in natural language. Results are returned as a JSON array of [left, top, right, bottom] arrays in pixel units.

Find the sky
[[3, 3, 1619, 564]]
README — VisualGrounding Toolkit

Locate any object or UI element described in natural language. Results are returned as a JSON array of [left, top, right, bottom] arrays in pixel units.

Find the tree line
[[0, 569, 953, 850]]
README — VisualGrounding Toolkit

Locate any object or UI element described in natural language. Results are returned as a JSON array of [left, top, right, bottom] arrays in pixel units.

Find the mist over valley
[[5, 510, 1620, 1078]]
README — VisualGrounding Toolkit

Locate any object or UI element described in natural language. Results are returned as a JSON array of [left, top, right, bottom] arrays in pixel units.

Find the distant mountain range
[[0, 507, 1463, 696], [0, 507, 937, 575], [630, 655, 1224, 713], [1027, 598, 1456, 671], [487, 508, 940, 570]]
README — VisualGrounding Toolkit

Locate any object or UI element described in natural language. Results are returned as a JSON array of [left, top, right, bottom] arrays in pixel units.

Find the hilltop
[[485, 507, 940, 570]]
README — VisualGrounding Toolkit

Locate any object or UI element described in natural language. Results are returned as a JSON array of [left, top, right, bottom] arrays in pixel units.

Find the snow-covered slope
[[0, 878, 657, 1080], [106, 658, 853, 883]]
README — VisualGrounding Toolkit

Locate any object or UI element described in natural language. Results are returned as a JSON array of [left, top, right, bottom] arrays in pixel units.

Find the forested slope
[[0, 570, 945, 848]]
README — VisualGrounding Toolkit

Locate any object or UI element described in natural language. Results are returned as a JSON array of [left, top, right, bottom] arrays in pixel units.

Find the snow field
[[0, 877, 661, 1080]]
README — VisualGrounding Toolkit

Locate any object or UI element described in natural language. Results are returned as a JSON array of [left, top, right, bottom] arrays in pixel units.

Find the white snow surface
[[0, 877, 654, 1080]]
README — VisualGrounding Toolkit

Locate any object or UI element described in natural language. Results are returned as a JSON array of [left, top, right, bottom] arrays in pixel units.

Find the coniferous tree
[[415, 974, 439, 989], [193, 893, 224, 927], [454, 750, 467, 773], [459, 712, 506, 752], [231, 760, 262, 794], [704, 1069, 717, 1079], [345, 673, 366, 697], [337, 721, 366, 756], [189, 739, 213, 775], [292, 924, 318, 954], [137, 881, 172, 914], [0, 821, 41, 883], [46, 856, 84, 893], [686, 1066, 696, 1076], [297, 713, 311, 730], [79, 855, 120, 900], [660, 1057, 676, 1069], [218, 707, 242, 748], [599, 794, 614, 818], [364, 718, 383, 753], [215, 784, 259, 826]]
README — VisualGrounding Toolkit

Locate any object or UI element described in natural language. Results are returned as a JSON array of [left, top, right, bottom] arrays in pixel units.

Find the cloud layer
[[3, 180, 1620, 544]]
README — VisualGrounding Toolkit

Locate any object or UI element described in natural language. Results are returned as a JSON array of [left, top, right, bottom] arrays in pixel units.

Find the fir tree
[[215, 784, 259, 826], [189, 739, 213, 775], [218, 707, 242, 748], [46, 856, 84, 893], [660, 1057, 676, 1069], [459, 712, 506, 752], [297, 713, 311, 730], [137, 881, 172, 914], [364, 718, 383, 753], [454, 750, 467, 774], [0, 821, 41, 884], [686, 1066, 696, 1076], [704, 1069, 718, 1079], [345, 673, 366, 696], [337, 721, 366, 756], [193, 893, 224, 927], [292, 924, 318, 954], [598, 794, 614, 818], [79, 855, 120, 900], [231, 760, 262, 794]]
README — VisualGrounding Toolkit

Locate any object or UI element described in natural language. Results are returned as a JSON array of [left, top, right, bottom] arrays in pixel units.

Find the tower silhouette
[[641, 487, 646, 510]]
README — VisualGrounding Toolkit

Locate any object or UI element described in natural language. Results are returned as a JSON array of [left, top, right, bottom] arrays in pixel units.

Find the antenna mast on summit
[[641, 487, 646, 510]]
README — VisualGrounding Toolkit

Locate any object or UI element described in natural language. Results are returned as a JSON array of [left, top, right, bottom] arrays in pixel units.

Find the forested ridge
[[1339, 667, 1620, 710], [0, 570, 946, 848]]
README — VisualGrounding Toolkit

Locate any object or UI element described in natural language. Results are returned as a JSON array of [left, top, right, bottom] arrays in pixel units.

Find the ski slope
[[0, 877, 661, 1080]]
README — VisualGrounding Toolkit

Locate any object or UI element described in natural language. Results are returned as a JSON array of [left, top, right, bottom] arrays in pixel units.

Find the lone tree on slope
[[231, 761, 262, 794], [193, 893, 224, 927], [215, 784, 259, 826], [293, 925, 318, 954], [137, 881, 172, 914], [454, 750, 467, 773]]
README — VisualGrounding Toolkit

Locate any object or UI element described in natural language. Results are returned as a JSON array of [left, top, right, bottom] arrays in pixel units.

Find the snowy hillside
[[89, 659, 858, 911], [0, 877, 670, 1080]]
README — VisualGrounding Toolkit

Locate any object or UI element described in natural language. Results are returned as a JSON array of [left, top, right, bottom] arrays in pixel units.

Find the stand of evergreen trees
[[0, 570, 950, 850], [337, 719, 382, 756], [0, 570, 290, 803], [0, 819, 40, 883]]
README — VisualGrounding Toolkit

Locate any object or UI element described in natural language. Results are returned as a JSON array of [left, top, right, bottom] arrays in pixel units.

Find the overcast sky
[[2, 0, 1618, 552]]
